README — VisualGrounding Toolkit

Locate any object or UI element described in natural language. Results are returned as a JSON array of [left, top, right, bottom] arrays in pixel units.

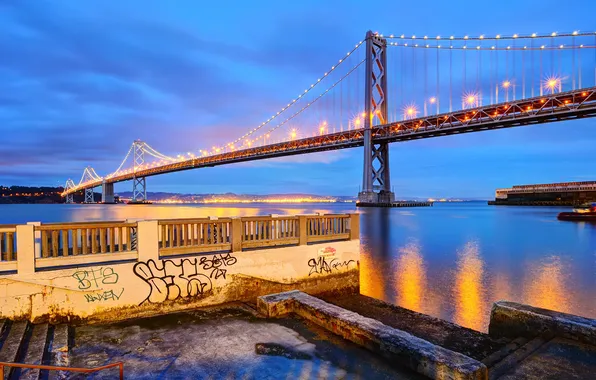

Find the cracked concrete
[[67, 305, 425, 379]]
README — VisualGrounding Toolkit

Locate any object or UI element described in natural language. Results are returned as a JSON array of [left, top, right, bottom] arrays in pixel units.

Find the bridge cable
[[110, 144, 134, 177], [251, 59, 366, 141], [436, 41, 440, 114], [449, 39, 452, 112], [424, 47, 427, 116], [572, 36, 576, 90], [463, 40, 467, 96], [512, 39, 516, 100], [491, 40, 501, 104], [531, 38, 534, 97]]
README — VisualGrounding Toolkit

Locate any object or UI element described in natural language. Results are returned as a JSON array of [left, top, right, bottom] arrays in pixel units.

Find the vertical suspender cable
[[540, 46, 543, 96], [436, 43, 440, 114], [449, 40, 452, 112], [558, 45, 562, 92], [512, 39, 516, 100], [531, 38, 534, 97], [490, 47, 493, 104], [496, 39, 499, 102], [424, 47, 428, 116], [522, 47, 525, 99], [572, 36, 576, 90], [578, 45, 582, 89], [477, 42, 481, 104]]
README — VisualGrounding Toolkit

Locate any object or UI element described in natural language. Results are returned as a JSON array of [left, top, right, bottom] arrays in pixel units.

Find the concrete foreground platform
[[496, 337, 596, 380], [66, 304, 425, 379]]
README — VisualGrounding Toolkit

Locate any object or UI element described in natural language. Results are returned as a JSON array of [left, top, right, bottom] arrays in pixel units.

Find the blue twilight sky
[[1, 0, 596, 198]]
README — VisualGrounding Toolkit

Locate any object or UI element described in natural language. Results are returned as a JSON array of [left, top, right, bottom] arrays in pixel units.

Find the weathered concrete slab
[[0, 321, 28, 379], [19, 323, 49, 380], [66, 305, 423, 379], [487, 336, 548, 380], [496, 337, 596, 380], [321, 293, 508, 361], [258, 290, 488, 380], [48, 324, 69, 380], [489, 301, 596, 345]]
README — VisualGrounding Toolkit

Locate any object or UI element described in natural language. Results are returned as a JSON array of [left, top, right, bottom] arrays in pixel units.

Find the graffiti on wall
[[133, 253, 237, 305], [308, 247, 355, 276], [72, 267, 119, 290], [84, 289, 124, 303], [72, 267, 124, 303]]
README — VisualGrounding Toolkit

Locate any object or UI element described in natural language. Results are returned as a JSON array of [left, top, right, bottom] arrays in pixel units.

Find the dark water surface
[[1, 202, 594, 332]]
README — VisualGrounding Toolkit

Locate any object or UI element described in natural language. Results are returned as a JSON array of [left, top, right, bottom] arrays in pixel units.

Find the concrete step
[[482, 337, 528, 368], [47, 325, 70, 380], [18, 323, 49, 380], [489, 335, 551, 380], [0, 321, 29, 380]]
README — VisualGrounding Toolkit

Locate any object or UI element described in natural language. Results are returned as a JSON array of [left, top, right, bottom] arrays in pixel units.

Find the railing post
[[136, 220, 159, 262], [231, 217, 242, 252], [16, 224, 35, 275], [298, 215, 307, 245], [27, 221, 41, 258], [350, 213, 360, 240]]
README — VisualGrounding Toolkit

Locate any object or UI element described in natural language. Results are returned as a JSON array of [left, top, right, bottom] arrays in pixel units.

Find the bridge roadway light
[[291, 129, 297, 139]]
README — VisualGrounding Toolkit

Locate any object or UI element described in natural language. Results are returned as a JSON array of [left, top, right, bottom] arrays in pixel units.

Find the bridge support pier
[[102, 181, 115, 203], [357, 31, 395, 206], [84, 187, 94, 204]]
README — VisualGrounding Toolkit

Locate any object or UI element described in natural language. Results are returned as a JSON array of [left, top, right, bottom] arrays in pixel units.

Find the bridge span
[[62, 30, 596, 205]]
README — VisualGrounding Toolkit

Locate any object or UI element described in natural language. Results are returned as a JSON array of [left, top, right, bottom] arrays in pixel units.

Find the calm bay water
[[1, 202, 594, 332]]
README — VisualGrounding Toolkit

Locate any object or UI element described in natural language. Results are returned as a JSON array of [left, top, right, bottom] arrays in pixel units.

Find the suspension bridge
[[62, 30, 596, 206]]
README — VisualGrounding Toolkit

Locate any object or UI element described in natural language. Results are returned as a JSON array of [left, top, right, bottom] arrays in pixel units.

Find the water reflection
[[453, 241, 486, 332], [3, 202, 595, 332], [395, 242, 426, 312], [360, 208, 393, 301], [523, 255, 570, 313]]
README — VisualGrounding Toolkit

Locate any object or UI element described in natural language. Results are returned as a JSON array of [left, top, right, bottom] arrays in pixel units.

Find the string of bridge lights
[[380, 31, 596, 40], [217, 39, 365, 154], [388, 43, 595, 50], [231, 58, 366, 151]]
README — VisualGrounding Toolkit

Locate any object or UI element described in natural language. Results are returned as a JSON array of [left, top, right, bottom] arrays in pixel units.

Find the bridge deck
[[65, 87, 596, 194]]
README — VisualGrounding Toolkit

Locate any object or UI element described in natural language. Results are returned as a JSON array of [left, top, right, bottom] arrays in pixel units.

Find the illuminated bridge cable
[[223, 40, 365, 150], [384, 31, 595, 41], [250, 59, 366, 142], [109, 144, 134, 178], [142, 143, 175, 161]]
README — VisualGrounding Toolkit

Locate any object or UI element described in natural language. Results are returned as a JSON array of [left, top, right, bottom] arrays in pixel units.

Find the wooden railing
[[0, 361, 123, 379], [35, 221, 137, 258], [0, 225, 17, 262], [3, 214, 358, 272], [241, 216, 300, 249], [306, 214, 351, 243], [159, 218, 232, 256]]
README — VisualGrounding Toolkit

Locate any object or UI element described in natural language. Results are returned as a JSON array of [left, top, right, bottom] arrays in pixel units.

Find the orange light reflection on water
[[395, 242, 426, 312], [523, 256, 570, 313], [453, 241, 486, 331], [359, 247, 387, 301]]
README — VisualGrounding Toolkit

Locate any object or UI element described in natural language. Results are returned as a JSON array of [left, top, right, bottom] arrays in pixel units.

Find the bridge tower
[[357, 31, 395, 205], [84, 188, 94, 203], [132, 140, 147, 202], [64, 179, 75, 204]]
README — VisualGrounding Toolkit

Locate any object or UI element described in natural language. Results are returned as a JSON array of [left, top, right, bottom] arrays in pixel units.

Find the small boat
[[557, 202, 596, 220]]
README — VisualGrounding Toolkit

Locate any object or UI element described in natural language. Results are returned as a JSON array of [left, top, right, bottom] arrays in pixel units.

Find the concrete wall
[[0, 240, 359, 323]]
